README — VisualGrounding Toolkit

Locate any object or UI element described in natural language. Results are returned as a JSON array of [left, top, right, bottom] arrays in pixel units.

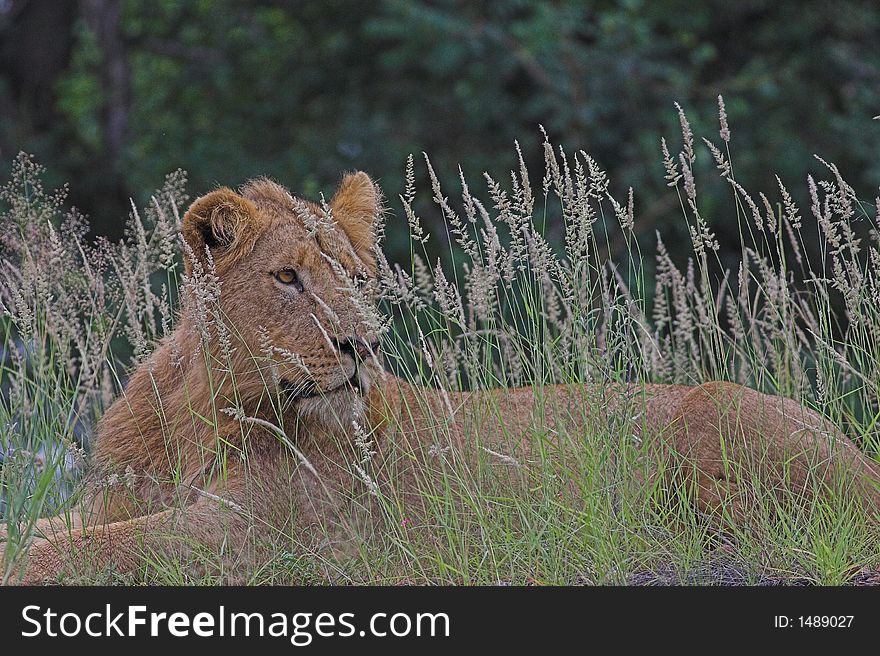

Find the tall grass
[[2, 99, 879, 585]]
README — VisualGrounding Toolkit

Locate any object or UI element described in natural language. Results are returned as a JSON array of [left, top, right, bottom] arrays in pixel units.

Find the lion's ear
[[329, 171, 381, 271], [182, 188, 262, 275]]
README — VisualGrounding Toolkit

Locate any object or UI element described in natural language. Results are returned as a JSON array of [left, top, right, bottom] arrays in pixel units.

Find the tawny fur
[[2, 173, 879, 585]]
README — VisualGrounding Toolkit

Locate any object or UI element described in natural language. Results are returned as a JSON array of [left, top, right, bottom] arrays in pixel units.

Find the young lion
[[2, 173, 879, 584]]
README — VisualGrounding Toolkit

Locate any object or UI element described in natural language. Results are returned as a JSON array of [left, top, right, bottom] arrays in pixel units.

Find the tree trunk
[[82, 0, 130, 184]]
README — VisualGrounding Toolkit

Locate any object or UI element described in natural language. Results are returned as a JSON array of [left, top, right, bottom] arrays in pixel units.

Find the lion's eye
[[274, 269, 303, 291]]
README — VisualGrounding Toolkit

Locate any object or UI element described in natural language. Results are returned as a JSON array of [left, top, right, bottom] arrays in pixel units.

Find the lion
[[2, 172, 879, 585]]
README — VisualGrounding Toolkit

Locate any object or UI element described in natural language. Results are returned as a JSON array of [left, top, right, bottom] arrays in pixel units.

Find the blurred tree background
[[1, 0, 879, 266]]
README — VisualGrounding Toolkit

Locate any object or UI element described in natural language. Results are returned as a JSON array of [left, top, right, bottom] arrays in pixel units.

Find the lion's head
[[180, 172, 383, 424]]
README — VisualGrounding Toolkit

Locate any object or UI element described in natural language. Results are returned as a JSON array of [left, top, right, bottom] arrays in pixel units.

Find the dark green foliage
[[1, 0, 879, 267]]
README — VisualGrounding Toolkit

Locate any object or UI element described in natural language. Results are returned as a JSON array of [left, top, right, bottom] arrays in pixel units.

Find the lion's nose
[[339, 338, 380, 361]]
